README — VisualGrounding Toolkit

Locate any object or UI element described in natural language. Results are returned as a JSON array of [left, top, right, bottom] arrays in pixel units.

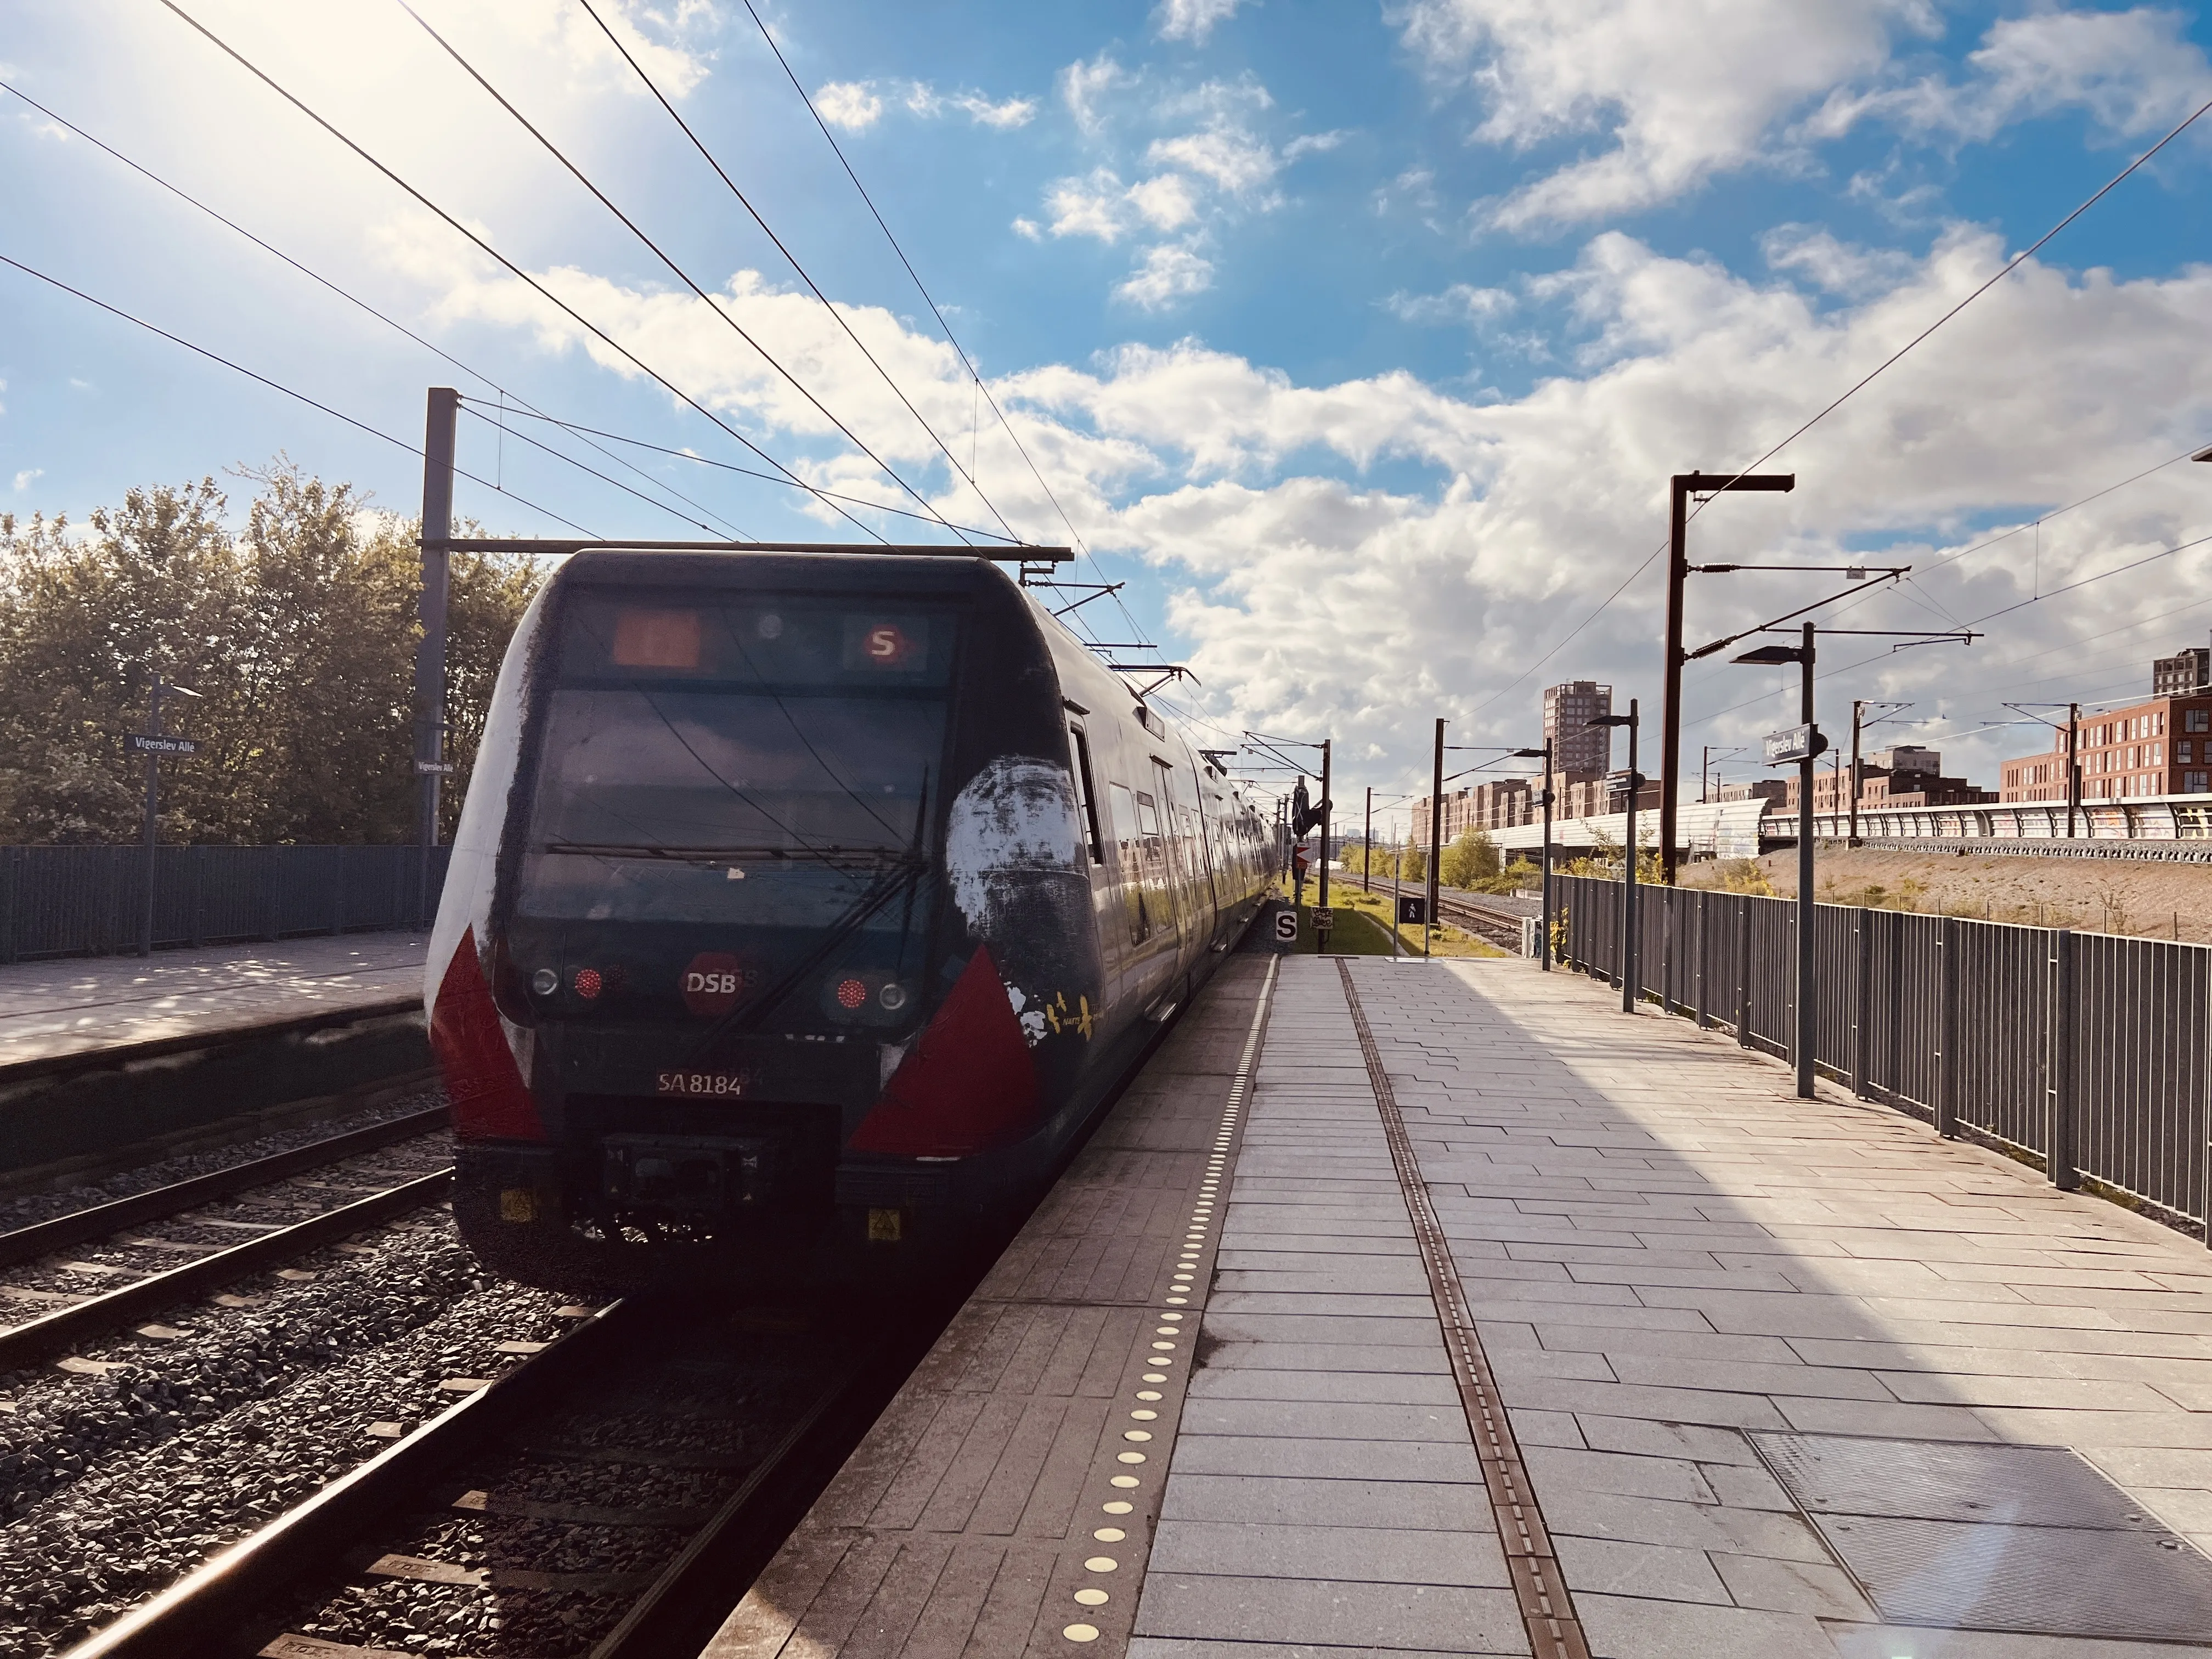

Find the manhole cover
[[1750, 1433, 2212, 1641]]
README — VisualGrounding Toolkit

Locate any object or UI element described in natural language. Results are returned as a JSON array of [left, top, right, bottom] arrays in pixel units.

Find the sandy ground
[[1678, 847, 2212, 941]]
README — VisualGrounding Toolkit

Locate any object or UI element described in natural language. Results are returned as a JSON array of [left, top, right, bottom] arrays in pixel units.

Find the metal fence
[[0, 845, 451, 963], [1551, 872, 2210, 1239]]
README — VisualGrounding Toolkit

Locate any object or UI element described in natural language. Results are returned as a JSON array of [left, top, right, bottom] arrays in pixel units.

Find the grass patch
[[1295, 884, 1506, 958]]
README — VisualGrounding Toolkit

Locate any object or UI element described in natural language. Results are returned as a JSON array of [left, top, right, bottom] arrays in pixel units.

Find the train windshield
[[515, 592, 955, 927]]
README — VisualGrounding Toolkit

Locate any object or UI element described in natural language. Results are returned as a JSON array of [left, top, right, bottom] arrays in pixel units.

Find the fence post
[[2049, 926, 2079, 1190], [1937, 916, 1960, 1138], [1736, 898, 1753, 1049], [1695, 890, 1711, 1029], [190, 847, 205, 949], [330, 847, 345, 936], [1887, 910, 1904, 1104], [1661, 886, 1676, 1014], [1852, 909, 1873, 1099], [1, 847, 15, 966]]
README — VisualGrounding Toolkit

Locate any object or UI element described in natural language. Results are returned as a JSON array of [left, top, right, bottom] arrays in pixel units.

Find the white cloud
[[397, 219, 2212, 795], [1809, 7, 2212, 146], [955, 92, 1037, 129], [1117, 245, 1216, 309], [1060, 53, 1130, 137], [1046, 170, 1143, 242], [1761, 225, 1916, 298], [10, 470, 36, 491], [1156, 0, 1255, 45], [1396, 0, 1930, 228], [1283, 131, 1348, 161], [1148, 126, 1280, 195], [1129, 173, 1203, 232], [814, 81, 883, 131], [1012, 216, 1043, 240], [814, 79, 1034, 133], [1385, 283, 1517, 326]]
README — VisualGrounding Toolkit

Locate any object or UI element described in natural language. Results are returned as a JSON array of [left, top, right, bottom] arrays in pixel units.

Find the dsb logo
[[682, 952, 757, 1017]]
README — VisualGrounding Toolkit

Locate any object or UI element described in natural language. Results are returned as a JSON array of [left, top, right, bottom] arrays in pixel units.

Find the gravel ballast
[[0, 1216, 569, 1656]]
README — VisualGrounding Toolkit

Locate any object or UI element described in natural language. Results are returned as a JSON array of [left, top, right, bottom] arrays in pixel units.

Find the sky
[[3, 0, 2211, 831]]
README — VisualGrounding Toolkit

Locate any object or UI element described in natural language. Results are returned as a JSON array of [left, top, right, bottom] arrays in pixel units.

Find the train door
[[1150, 761, 1193, 951]]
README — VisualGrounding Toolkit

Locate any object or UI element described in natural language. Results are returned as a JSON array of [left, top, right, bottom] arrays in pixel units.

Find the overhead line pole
[[1660, 471, 1796, 886], [416, 387, 458, 930], [1428, 720, 1444, 959]]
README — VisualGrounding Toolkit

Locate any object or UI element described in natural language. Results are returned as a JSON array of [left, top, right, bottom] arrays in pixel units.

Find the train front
[[426, 550, 1101, 1296]]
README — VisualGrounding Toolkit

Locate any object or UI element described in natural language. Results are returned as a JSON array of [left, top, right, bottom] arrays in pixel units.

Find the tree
[[0, 465, 541, 844], [1440, 827, 1502, 890], [1400, 842, 1427, 884]]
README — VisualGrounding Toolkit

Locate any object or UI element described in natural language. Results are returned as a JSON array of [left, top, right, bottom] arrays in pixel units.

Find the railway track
[[0, 1106, 454, 1376], [64, 1285, 960, 1659], [1366, 877, 1535, 952]]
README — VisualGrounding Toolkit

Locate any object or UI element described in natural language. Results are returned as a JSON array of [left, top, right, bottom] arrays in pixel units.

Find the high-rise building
[[1544, 681, 1612, 775]]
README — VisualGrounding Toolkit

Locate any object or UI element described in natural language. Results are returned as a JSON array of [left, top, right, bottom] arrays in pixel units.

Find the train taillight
[[573, 967, 604, 1000], [834, 976, 868, 1011]]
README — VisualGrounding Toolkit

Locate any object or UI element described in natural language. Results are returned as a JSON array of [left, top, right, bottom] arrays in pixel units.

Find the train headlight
[[530, 968, 559, 997], [879, 982, 909, 1011]]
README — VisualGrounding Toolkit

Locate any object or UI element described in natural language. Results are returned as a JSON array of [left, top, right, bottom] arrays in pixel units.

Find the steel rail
[[0, 1104, 449, 1271], [0, 1169, 452, 1372], [63, 1299, 631, 1659], [587, 1357, 869, 1658]]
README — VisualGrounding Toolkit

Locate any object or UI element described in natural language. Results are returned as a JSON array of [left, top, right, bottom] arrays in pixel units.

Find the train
[[422, 548, 1272, 1295]]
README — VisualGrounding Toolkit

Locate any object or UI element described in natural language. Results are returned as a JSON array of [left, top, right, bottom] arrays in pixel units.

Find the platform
[[0, 933, 428, 1070], [708, 951, 2212, 1658]]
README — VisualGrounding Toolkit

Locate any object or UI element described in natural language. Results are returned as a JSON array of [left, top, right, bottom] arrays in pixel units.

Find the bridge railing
[[1550, 872, 2210, 1239], [0, 844, 452, 963]]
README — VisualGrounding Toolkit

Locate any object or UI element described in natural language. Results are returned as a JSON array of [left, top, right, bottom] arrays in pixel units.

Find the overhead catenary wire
[[1685, 527, 2212, 733], [567, 0, 1023, 548], [474, 403, 1016, 540], [1474, 93, 2212, 723], [0, 79, 757, 543], [0, 251, 595, 537], [732, 0, 1090, 561], [389, 0, 974, 548], [155, 0, 894, 544], [731, 0, 1161, 664]]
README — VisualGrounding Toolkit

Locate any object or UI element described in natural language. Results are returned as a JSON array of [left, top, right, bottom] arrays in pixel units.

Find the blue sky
[[4, 0, 2211, 821]]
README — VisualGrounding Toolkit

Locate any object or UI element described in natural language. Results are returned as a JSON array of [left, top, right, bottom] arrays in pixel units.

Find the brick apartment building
[[1408, 769, 1657, 847], [1785, 746, 1993, 812], [1999, 644, 2212, 802]]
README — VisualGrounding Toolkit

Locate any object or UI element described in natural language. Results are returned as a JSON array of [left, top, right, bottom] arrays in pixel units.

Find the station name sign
[[1763, 725, 1828, 765], [125, 733, 198, 756]]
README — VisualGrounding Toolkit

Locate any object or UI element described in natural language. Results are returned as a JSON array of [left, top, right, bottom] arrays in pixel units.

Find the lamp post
[[1513, 742, 1553, 969], [1733, 626, 1819, 1098], [1586, 706, 1640, 1011]]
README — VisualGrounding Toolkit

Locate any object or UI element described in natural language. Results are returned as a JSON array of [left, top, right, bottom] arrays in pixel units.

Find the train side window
[[1109, 782, 1148, 943], [1069, 725, 1105, 865], [1136, 787, 1179, 928]]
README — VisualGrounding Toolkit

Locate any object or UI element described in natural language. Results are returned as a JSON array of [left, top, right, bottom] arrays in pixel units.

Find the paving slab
[[0, 932, 427, 1066], [1346, 952, 2212, 1656]]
